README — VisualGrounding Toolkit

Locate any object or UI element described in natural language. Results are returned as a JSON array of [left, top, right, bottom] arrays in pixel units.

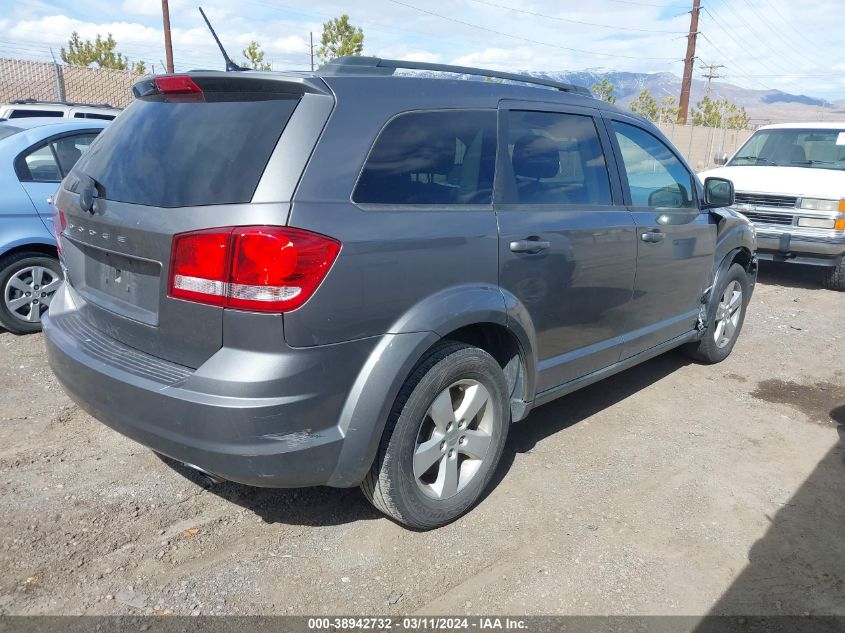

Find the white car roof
[[757, 121, 845, 131]]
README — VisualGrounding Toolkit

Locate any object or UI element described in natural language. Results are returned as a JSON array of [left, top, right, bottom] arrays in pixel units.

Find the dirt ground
[[0, 262, 843, 617]]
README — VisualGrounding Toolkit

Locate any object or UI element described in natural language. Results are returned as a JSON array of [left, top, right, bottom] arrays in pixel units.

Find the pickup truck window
[[729, 128, 845, 170]]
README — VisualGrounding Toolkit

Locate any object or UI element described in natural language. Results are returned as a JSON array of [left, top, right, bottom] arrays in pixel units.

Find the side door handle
[[640, 230, 665, 243], [510, 238, 551, 254]]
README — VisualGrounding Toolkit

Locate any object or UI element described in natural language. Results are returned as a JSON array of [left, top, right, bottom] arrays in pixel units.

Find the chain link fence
[[0, 57, 141, 108], [657, 121, 755, 172]]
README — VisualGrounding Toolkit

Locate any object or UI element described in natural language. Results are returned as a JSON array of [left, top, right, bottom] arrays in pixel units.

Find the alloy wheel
[[413, 379, 497, 500]]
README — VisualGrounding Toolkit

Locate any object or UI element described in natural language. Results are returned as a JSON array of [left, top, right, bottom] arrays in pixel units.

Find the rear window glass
[[73, 112, 116, 120], [72, 90, 300, 208], [8, 109, 64, 118], [353, 110, 496, 205]]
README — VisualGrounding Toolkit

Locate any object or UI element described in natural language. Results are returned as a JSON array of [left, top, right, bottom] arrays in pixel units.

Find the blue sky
[[1, 0, 843, 100]]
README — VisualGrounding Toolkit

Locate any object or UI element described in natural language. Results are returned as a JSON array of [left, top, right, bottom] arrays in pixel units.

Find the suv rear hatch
[[54, 73, 329, 368]]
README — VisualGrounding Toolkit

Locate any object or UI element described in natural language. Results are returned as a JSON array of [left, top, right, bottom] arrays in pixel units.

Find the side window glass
[[51, 133, 99, 174], [353, 110, 497, 205], [612, 121, 696, 209], [22, 145, 62, 182], [503, 110, 612, 205]]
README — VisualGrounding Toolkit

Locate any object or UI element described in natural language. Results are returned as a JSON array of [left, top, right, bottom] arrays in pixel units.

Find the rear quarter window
[[72, 88, 300, 208], [353, 109, 497, 205]]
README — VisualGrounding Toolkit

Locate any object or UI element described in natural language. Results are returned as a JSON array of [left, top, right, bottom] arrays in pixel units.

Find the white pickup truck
[[701, 122, 845, 290]]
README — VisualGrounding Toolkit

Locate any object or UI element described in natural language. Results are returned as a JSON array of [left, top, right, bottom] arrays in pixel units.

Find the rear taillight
[[52, 207, 66, 256], [168, 226, 340, 313]]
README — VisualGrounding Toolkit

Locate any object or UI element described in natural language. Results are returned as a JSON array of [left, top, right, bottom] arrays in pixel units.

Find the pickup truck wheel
[[361, 341, 510, 530], [821, 258, 845, 291], [683, 263, 750, 364], [0, 252, 62, 335]]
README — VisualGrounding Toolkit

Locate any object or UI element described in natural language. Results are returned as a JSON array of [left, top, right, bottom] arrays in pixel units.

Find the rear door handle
[[641, 230, 665, 243], [510, 238, 551, 254]]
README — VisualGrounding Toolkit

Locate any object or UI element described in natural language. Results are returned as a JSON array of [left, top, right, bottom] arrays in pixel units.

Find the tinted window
[[72, 93, 299, 208], [613, 122, 696, 209], [73, 112, 116, 120], [8, 109, 63, 118], [504, 111, 612, 205], [22, 145, 61, 182], [353, 110, 496, 205]]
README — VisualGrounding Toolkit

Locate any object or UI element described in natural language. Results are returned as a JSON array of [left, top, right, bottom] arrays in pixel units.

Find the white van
[[701, 122, 845, 290], [0, 100, 120, 121]]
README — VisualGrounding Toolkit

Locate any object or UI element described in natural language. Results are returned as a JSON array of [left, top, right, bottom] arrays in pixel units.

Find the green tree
[[60, 32, 146, 73], [242, 41, 272, 70], [659, 95, 679, 123], [591, 78, 616, 104], [630, 89, 659, 121], [691, 95, 750, 130], [317, 15, 364, 64]]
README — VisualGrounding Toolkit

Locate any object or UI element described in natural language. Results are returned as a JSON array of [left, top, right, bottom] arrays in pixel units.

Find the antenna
[[198, 6, 247, 72]]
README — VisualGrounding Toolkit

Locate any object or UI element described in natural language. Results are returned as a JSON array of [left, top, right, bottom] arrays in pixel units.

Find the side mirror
[[713, 152, 728, 166], [703, 177, 735, 209]]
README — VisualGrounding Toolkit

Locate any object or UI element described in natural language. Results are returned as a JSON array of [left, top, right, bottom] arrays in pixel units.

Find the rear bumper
[[43, 284, 383, 488], [756, 230, 845, 267]]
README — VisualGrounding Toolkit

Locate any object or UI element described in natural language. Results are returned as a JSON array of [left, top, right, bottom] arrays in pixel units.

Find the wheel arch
[[327, 285, 537, 487], [0, 239, 58, 262]]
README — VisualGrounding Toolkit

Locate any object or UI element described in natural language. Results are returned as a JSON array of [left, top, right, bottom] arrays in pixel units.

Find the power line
[[386, 0, 680, 62], [465, 0, 686, 34]]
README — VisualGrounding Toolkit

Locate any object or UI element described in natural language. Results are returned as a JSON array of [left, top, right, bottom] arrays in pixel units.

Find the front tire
[[822, 258, 845, 291], [683, 262, 750, 364], [0, 252, 62, 335], [361, 341, 510, 529]]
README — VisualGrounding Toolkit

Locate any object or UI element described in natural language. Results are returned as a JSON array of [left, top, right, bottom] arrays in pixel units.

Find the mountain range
[[521, 70, 845, 124]]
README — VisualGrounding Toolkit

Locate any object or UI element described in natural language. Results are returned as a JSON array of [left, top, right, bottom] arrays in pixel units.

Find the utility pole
[[309, 32, 316, 71], [677, 0, 701, 124], [701, 63, 725, 97], [161, 0, 175, 73]]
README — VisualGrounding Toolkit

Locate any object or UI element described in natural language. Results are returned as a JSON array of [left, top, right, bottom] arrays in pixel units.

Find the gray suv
[[44, 58, 756, 529]]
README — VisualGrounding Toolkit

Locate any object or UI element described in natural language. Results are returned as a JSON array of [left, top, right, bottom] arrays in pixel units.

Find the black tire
[[682, 263, 750, 364], [822, 258, 845, 291], [0, 251, 61, 335], [361, 341, 510, 530]]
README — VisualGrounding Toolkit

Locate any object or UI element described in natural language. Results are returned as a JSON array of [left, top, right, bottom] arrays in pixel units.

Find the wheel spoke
[[459, 429, 492, 460], [8, 276, 31, 293], [7, 295, 31, 311], [24, 302, 41, 322], [728, 291, 742, 313], [41, 278, 62, 294], [724, 318, 736, 340], [428, 389, 456, 432], [31, 267, 44, 288], [713, 319, 725, 343], [434, 455, 459, 498], [414, 437, 444, 478], [454, 383, 489, 425]]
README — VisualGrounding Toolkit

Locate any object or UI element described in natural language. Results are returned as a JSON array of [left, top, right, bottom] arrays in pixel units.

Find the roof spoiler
[[319, 56, 592, 96]]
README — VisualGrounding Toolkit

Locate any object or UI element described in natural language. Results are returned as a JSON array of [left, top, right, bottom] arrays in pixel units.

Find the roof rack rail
[[319, 56, 592, 97]]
